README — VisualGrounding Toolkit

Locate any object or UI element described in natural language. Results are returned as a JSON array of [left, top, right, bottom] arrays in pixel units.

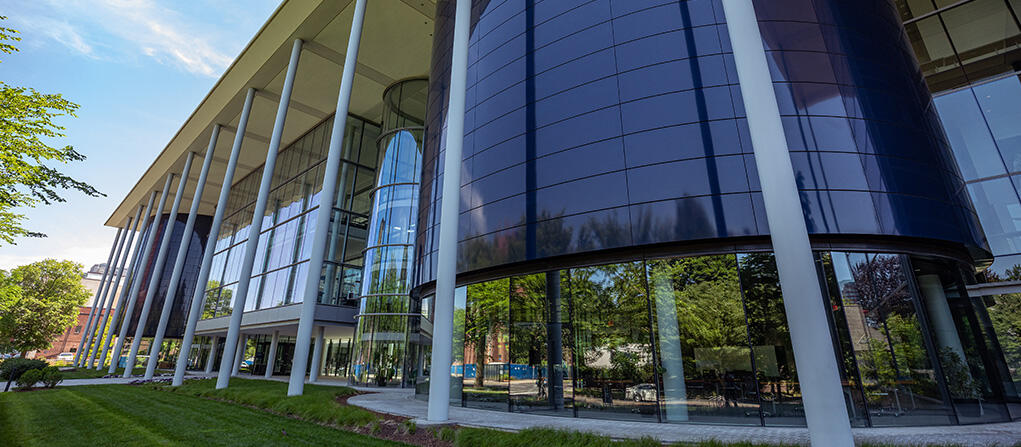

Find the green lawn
[[161, 377, 378, 427], [0, 384, 404, 447]]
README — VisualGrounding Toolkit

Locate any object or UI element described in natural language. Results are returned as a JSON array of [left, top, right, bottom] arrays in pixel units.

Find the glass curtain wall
[[352, 79, 426, 386], [420, 251, 1017, 427], [896, 0, 1021, 91], [200, 114, 380, 320]]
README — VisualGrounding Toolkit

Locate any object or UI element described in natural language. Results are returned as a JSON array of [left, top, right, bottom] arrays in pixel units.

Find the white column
[[720, 1, 853, 445], [653, 275, 688, 422], [217, 39, 303, 390], [81, 225, 130, 366], [919, 275, 967, 362], [146, 127, 220, 379], [204, 336, 220, 374], [90, 206, 143, 369], [174, 90, 256, 386], [232, 334, 247, 376], [309, 326, 325, 383], [100, 195, 155, 370], [427, 0, 471, 422], [124, 153, 195, 378], [111, 181, 173, 374], [75, 228, 122, 366], [289, 0, 367, 397], [264, 330, 280, 378]]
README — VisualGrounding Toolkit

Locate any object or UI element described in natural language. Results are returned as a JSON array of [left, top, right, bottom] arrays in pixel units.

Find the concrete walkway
[[348, 388, 1021, 447]]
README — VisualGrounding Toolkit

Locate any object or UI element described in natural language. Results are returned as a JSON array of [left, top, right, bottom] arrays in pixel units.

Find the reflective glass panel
[[571, 261, 657, 421], [648, 254, 760, 425]]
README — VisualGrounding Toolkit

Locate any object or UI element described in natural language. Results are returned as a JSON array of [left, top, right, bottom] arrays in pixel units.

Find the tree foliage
[[0, 17, 103, 245], [0, 259, 90, 355]]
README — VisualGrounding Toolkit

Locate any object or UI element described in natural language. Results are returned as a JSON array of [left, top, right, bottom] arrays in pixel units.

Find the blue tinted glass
[[973, 76, 1021, 173], [969, 178, 1021, 256], [935, 88, 1006, 180]]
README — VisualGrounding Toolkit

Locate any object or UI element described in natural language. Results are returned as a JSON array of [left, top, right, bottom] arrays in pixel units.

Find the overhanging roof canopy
[[105, 0, 436, 227]]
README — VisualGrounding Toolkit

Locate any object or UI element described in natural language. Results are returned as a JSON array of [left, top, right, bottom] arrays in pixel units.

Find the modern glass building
[[81, 0, 1021, 438]]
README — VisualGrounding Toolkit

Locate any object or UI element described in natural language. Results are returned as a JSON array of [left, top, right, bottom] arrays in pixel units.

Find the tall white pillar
[[653, 275, 688, 421], [111, 181, 173, 374], [720, 1, 854, 445], [100, 195, 155, 370], [204, 336, 220, 374], [289, 0, 367, 397], [75, 228, 122, 366], [217, 39, 303, 389], [124, 153, 196, 378], [427, 0, 471, 422], [146, 127, 220, 379], [90, 207, 143, 369], [232, 334, 247, 377], [919, 275, 968, 363], [309, 326, 325, 383], [81, 225, 129, 366], [174, 90, 256, 387], [265, 330, 280, 378]]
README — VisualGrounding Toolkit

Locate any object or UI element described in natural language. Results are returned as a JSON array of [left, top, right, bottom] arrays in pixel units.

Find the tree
[[0, 17, 103, 245], [0, 259, 90, 355]]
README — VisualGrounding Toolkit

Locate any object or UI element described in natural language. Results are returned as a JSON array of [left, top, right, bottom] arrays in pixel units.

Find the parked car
[[55, 352, 74, 362], [625, 383, 658, 402]]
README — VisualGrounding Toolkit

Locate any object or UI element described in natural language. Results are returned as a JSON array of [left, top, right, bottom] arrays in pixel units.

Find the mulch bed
[[338, 391, 458, 447]]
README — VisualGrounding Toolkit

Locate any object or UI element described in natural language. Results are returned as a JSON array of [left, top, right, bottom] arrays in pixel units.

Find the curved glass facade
[[416, 249, 1020, 426], [414, 0, 988, 288], [352, 79, 427, 386]]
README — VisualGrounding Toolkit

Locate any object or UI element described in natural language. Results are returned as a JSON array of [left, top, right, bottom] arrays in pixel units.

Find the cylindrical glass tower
[[352, 78, 427, 386]]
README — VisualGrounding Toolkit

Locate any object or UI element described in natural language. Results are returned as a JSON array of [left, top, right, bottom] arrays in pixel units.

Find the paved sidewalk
[[348, 388, 1021, 446]]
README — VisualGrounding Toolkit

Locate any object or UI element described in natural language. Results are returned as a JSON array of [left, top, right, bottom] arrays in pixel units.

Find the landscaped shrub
[[40, 366, 64, 388], [16, 368, 42, 389], [1, 358, 48, 391], [0, 358, 47, 380]]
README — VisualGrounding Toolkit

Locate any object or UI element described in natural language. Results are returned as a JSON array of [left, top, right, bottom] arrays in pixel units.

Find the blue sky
[[1, 0, 280, 269]]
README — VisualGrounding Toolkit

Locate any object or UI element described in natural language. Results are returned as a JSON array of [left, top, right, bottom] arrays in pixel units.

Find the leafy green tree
[[0, 17, 102, 245], [987, 265, 1021, 382], [465, 278, 509, 388], [0, 259, 90, 355]]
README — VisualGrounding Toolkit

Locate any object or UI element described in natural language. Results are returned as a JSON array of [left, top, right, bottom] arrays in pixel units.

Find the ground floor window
[[413, 250, 1021, 427]]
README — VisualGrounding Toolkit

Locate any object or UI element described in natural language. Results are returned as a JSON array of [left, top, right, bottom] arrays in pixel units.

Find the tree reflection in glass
[[571, 261, 657, 421], [463, 278, 510, 410], [827, 252, 954, 426], [648, 254, 760, 425]]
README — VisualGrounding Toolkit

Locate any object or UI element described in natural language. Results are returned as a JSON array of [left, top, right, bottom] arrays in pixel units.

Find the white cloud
[[12, 0, 236, 78], [93, 0, 234, 77], [13, 16, 96, 58]]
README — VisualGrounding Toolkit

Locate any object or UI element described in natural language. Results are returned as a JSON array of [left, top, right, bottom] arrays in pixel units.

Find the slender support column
[[721, 1, 853, 445], [427, 0, 471, 422], [74, 229, 121, 366], [111, 181, 172, 373], [89, 208, 142, 368], [146, 129, 220, 379], [80, 225, 129, 366], [124, 154, 195, 378], [264, 330, 280, 378], [289, 0, 366, 397], [204, 336, 220, 374], [919, 275, 968, 362], [217, 39, 303, 389], [309, 326, 325, 383], [100, 195, 154, 370], [174, 91, 255, 387], [232, 334, 246, 376]]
